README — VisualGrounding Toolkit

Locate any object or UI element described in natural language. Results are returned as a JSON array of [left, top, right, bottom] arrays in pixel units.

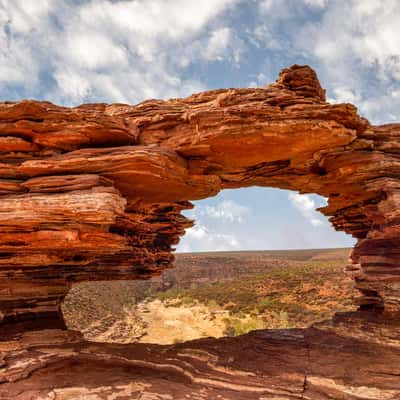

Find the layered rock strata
[[0, 65, 400, 398], [1, 312, 400, 399]]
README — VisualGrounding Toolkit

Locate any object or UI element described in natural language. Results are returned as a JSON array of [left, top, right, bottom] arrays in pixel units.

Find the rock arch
[[1, 66, 400, 399], [0, 65, 398, 325]]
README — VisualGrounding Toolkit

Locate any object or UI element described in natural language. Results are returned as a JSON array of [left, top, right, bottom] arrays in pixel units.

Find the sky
[[1, 0, 399, 251]]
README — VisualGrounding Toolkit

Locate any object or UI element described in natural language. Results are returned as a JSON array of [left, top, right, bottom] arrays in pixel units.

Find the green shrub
[[223, 316, 265, 336], [207, 299, 219, 310]]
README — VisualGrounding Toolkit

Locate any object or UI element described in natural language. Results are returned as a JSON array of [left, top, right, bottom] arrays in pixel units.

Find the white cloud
[[248, 72, 271, 88], [294, 0, 400, 122], [77, 0, 235, 41], [54, 69, 92, 103], [179, 223, 239, 252], [204, 27, 232, 61], [0, 0, 53, 34], [62, 32, 128, 70], [251, 0, 400, 123], [258, 0, 294, 20], [308, 0, 400, 81], [329, 87, 361, 105], [176, 199, 249, 252], [251, 24, 281, 50], [303, 0, 328, 8], [176, 189, 354, 252], [0, 0, 237, 104], [288, 193, 326, 227], [201, 200, 250, 223]]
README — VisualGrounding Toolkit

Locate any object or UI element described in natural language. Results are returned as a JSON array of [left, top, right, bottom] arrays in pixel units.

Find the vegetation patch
[[63, 249, 356, 343], [153, 260, 355, 330]]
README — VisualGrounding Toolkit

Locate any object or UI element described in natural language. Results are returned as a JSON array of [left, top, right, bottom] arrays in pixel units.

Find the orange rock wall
[[0, 65, 399, 325], [1, 65, 400, 400]]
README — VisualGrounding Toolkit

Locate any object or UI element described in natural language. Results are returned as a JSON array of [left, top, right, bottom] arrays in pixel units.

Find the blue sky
[[1, 0, 399, 251]]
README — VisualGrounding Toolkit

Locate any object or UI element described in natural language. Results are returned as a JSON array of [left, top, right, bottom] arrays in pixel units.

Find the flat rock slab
[[1, 314, 400, 400]]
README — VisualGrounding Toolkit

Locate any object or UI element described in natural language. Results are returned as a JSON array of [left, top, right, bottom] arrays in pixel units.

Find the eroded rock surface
[[1, 313, 400, 400], [1, 65, 400, 398]]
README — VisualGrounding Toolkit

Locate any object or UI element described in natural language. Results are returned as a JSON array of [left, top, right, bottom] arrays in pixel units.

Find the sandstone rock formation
[[1, 313, 400, 400], [1, 65, 399, 399]]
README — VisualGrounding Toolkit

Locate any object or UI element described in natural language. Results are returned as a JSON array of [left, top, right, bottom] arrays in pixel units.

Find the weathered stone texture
[[0, 65, 399, 399], [1, 312, 400, 400]]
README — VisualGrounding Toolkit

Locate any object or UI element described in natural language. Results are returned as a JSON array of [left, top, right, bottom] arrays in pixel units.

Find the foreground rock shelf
[[0, 65, 400, 398], [1, 313, 400, 399]]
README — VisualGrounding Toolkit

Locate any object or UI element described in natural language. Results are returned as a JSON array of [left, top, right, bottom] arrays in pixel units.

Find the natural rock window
[[2, 65, 400, 399], [62, 188, 357, 344]]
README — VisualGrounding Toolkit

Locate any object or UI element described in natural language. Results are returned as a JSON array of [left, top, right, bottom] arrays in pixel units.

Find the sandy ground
[[136, 299, 229, 344]]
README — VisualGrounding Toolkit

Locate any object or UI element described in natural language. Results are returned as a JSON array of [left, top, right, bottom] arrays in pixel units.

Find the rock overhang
[[1, 64, 400, 400], [0, 64, 399, 326]]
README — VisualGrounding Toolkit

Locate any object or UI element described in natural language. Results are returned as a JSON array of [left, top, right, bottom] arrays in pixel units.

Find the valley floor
[[63, 248, 356, 344]]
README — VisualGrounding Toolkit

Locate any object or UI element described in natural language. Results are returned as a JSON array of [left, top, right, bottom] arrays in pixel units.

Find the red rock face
[[0, 64, 398, 322], [1, 313, 400, 399], [1, 65, 400, 399]]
